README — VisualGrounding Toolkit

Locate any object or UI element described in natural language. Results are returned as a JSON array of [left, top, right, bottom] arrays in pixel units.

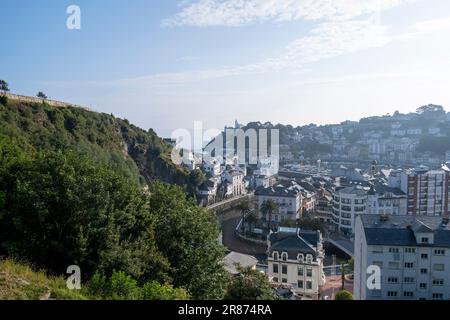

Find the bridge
[[206, 193, 254, 214]]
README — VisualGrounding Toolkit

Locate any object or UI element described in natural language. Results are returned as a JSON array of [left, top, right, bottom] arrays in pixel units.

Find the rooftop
[[359, 215, 450, 248], [268, 229, 321, 259], [255, 185, 302, 198]]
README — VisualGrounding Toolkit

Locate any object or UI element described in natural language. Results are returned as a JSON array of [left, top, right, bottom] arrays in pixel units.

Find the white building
[[394, 165, 450, 216], [332, 184, 407, 235], [203, 159, 221, 177], [354, 214, 450, 300], [222, 170, 246, 197], [366, 185, 408, 216], [268, 228, 326, 300], [332, 186, 367, 235], [256, 185, 303, 224], [254, 156, 279, 177]]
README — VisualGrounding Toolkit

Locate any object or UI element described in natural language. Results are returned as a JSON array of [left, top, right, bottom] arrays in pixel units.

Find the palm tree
[[245, 211, 259, 234], [237, 200, 251, 233], [261, 199, 278, 231]]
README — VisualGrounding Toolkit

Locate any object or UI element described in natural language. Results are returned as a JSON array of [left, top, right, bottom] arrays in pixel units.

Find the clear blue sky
[[2, 0, 450, 137]]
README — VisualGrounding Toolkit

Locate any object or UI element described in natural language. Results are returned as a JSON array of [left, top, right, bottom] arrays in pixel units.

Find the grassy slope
[[0, 259, 89, 300]]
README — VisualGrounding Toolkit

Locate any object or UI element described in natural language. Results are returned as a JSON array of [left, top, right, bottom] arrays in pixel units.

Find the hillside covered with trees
[[0, 97, 203, 195]]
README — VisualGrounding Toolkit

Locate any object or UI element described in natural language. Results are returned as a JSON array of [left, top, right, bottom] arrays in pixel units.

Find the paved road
[[320, 275, 354, 300], [221, 210, 267, 258]]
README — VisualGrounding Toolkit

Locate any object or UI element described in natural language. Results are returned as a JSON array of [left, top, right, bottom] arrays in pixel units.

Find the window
[[389, 248, 399, 253], [421, 237, 429, 244], [298, 267, 304, 276], [387, 291, 398, 297], [273, 252, 279, 260], [420, 268, 428, 275], [298, 280, 304, 289], [421, 253, 428, 260], [281, 252, 288, 261], [273, 264, 279, 273], [373, 261, 383, 268], [432, 279, 444, 286], [434, 249, 445, 256], [404, 277, 415, 284], [282, 278, 287, 283], [372, 246, 383, 254], [371, 290, 382, 298], [298, 254, 304, 262], [432, 293, 443, 300], [273, 277, 279, 283], [306, 255, 313, 264], [306, 268, 313, 277], [405, 248, 416, 253], [404, 262, 414, 269], [433, 264, 445, 271], [388, 262, 399, 269], [403, 292, 414, 298], [388, 277, 398, 284], [306, 281, 312, 290], [420, 283, 427, 290], [282, 265, 288, 275]]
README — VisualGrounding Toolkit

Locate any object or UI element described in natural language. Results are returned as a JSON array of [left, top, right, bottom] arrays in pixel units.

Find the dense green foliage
[[225, 267, 278, 300], [149, 182, 228, 299], [335, 290, 353, 300], [88, 271, 189, 300], [0, 134, 227, 300], [0, 99, 198, 192]]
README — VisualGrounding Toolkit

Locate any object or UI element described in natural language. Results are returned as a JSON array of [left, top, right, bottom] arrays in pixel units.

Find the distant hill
[[0, 95, 198, 193]]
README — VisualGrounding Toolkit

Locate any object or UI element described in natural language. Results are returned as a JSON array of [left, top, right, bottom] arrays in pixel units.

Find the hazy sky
[[2, 0, 450, 137]]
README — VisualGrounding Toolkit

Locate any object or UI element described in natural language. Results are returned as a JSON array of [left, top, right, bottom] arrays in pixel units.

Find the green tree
[[149, 182, 228, 300], [297, 217, 325, 234], [0, 80, 9, 94], [225, 266, 278, 300], [0, 147, 170, 282], [335, 290, 353, 300], [261, 199, 278, 231], [141, 281, 189, 300], [244, 211, 259, 234], [237, 200, 251, 233], [37, 91, 48, 99]]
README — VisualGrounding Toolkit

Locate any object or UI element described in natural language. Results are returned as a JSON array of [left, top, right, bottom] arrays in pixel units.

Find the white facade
[[255, 156, 279, 177], [222, 170, 246, 197], [332, 186, 367, 235], [268, 229, 326, 300], [256, 186, 302, 223], [397, 166, 450, 216], [203, 159, 221, 176], [366, 188, 407, 216], [354, 215, 450, 300]]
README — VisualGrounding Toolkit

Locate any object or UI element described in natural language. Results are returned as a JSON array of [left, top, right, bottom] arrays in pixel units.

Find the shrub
[[0, 95, 8, 106], [335, 290, 353, 300]]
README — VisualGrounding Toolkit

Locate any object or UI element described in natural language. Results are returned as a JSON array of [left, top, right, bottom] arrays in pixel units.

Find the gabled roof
[[269, 230, 320, 259]]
